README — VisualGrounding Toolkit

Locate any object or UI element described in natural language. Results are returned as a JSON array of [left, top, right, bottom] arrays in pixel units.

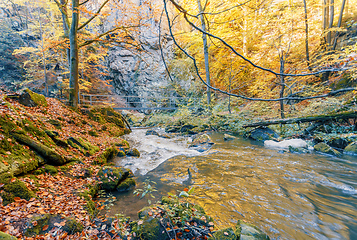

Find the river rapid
[[111, 128, 357, 240]]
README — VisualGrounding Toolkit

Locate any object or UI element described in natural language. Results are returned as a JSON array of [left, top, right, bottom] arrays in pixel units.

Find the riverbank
[[127, 93, 357, 157], [0, 90, 270, 239]]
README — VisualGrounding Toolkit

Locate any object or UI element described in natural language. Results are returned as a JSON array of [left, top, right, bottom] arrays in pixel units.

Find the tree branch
[[163, 0, 356, 102], [79, 25, 140, 48], [79, 0, 90, 6], [167, 0, 355, 77], [77, 0, 110, 31]]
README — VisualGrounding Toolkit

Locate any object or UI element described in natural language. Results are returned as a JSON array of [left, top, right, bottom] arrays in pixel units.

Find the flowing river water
[[110, 128, 357, 240]]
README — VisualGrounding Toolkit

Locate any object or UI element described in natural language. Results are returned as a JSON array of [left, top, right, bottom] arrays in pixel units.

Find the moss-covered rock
[[343, 141, 357, 155], [235, 220, 270, 240], [125, 148, 140, 157], [63, 218, 84, 234], [0, 231, 17, 240], [117, 177, 136, 192], [93, 146, 118, 165], [245, 127, 279, 141], [314, 142, 342, 157], [44, 165, 58, 175], [88, 130, 98, 137], [19, 89, 48, 107], [96, 166, 128, 191], [0, 173, 36, 205], [24, 214, 51, 237], [208, 227, 237, 240], [134, 216, 163, 240], [189, 134, 214, 152], [67, 137, 99, 156]]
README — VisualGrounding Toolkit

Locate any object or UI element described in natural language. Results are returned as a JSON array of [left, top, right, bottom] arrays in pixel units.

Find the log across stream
[[109, 129, 357, 240]]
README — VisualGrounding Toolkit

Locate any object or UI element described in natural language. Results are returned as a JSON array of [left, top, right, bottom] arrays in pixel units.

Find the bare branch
[[79, 25, 140, 48], [77, 0, 110, 31], [79, 0, 90, 6]]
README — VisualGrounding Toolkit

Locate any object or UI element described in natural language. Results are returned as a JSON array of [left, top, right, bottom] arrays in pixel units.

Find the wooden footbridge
[[79, 94, 199, 111]]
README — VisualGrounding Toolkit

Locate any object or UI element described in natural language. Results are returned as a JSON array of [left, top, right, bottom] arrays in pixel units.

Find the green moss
[[208, 227, 236, 240], [44, 165, 58, 175], [0, 231, 17, 239], [93, 146, 119, 165], [33, 169, 44, 175], [0, 176, 36, 205], [135, 216, 161, 240], [117, 150, 125, 157], [88, 130, 98, 137], [67, 137, 99, 156], [47, 119, 62, 129], [24, 89, 48, 107], [63, 218, 84, 234], [96, 166, 126, 190], [24, 214, 50, 237], [117, 178, 136, 192]]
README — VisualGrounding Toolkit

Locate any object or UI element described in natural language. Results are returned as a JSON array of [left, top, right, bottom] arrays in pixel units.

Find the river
[[110, 128, 357, 240]]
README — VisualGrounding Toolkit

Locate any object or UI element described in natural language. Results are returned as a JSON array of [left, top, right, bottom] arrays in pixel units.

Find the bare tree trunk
[[332, 0, 346, 50], [69, 0, 79, 108], [60, 0, 70, 65], [323, 0, 329, 44], [303, 0, 312, 71], [327, 0, 334, 45], [197, 0, 211, 105], [279, 53, 285, 119]]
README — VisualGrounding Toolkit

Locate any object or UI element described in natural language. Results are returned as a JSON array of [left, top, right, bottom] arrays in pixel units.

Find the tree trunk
[[332, 0, 346, 50], [60, 0, 70, 65], [303, 0, 312, 71], [37, 5, 48, 97], [197, 0, 211, 105], [327, 0, 334, 45], [279, 53, 285, 119], [69, 0, 79, 108]]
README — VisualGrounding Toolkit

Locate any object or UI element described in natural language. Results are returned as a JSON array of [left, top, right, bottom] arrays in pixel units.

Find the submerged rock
[[224, 134, 236, 141], [96, 166, 135, 192], [245, 127, 279, 141], [314, 142, 342, 157], [145, 129, 159, 136], [189, 134, 214, 152], [236, 220, 270, 240]]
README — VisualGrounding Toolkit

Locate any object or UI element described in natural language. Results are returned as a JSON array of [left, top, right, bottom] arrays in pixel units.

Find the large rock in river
[[189, 134, 214, 152], [245, 127, 279, 141], [96, 166, 135, 191], [236, 220, 270, 240], [343, 141, 357, 155], [264, 139, 307, 149], [314, 142, 342, 157]]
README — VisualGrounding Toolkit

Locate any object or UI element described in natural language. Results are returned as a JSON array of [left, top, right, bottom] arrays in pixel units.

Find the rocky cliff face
[[106, 1, 175, 104]]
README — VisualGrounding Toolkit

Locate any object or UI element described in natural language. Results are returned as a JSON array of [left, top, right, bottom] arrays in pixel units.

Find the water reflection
[[111, 130, 357, 240]]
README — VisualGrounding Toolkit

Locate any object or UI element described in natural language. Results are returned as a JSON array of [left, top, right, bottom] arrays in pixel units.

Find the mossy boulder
[[93, 146, 118, 165], [88, 130, 98, 137], [343, 141, 357, 155], [245, 127, 279, 141], [125, 148, 140, 157], [235, 220, 270, 240], [19, 89, 47, 107], [24, 214, 84, 237], [63, 218, 84, 234], [117, 177, 136, 192], [189, 134, 214, 152], [0, 231, 17, 240], [208, 227, 237, 240], [314, 142, 342, 157], [67, 137, 99, 156], [0, 173, 36, 205], [96, 166, 129, 191], [134, 216, 163, 240], [44, 165, 58, 175]]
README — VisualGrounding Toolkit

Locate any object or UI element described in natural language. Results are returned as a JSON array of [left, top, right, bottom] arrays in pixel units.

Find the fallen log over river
[[243, 111, 357, 128]]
